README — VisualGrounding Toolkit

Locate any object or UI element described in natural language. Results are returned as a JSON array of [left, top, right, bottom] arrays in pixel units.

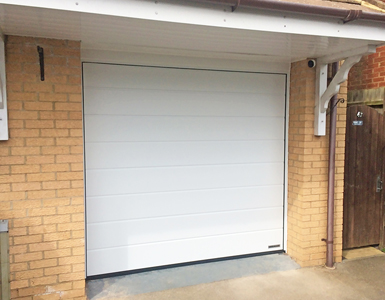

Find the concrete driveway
[[128, 256, 385, 300]]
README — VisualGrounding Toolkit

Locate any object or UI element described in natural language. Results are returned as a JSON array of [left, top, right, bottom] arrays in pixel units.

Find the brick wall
[[348, 45, 385, 91], [0, 36, 85, 300], [0, 35, 350, 298], [287, 60, 346, 267]]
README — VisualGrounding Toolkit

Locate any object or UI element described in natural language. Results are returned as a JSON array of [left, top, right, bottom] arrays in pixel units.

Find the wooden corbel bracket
[[314, 45, 377, 136]]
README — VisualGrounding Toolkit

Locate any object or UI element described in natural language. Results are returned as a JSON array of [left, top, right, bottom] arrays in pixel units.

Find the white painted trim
[[283, 71, 290, 253], [1, 0, 385, 42], [314, 45, 377, 136], [314, 64, 328, 136], [81, 62, 87, 281], [81, 49, 291, 74], [320, 56, 362, 113], [314, 57, 363, 136], [81, 50, 290, 260], [0, 31, 8, 141]]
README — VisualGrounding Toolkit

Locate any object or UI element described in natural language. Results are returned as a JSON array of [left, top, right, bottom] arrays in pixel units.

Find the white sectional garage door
[[83, 63, 286, 277]]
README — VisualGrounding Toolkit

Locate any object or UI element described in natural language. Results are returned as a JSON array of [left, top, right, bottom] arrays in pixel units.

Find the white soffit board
[[1, 0, 385, 39], [0, 2, 384, 62], [83, 63, 286, 276]]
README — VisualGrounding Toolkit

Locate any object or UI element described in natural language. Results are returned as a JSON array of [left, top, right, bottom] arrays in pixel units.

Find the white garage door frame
[[82, 51, 290, 278]]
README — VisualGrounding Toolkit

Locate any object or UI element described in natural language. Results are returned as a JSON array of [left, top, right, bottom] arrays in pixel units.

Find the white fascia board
[[0, 29, 8, 140], [1, 0, 385, 42]]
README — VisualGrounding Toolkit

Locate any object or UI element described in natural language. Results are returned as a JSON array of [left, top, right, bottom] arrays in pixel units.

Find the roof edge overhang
[[1, 0, 385, 43], [191, 0, 385, 22], [0, 0, 384, 62]]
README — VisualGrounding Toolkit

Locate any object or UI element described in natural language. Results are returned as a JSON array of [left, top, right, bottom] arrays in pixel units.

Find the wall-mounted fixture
[[37, 46, 45, 81], [0, 32, 8, 141]]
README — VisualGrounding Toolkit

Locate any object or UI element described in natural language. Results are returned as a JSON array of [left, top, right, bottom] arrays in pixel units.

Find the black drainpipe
[[326, 62, 339, 269]]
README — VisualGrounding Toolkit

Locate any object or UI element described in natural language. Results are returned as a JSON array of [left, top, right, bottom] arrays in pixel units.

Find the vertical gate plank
[[354, 106, 368, 246], [366, 109, 380, 245], [343, 105, 383, 249], [342, 106, 349, 247], [344, 106, 357, 248]]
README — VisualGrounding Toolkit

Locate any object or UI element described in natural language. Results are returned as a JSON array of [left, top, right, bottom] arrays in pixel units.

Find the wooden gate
[[343, 105, 385, 249]]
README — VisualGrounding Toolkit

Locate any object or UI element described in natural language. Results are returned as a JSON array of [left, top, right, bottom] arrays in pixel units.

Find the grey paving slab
[[87, 256, 385, 300], [129, 256, 385, 300], [87, 253, 299, 299]]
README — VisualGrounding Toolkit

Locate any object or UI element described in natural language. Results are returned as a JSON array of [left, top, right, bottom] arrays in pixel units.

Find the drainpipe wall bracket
[[314, 45, 376, 136]]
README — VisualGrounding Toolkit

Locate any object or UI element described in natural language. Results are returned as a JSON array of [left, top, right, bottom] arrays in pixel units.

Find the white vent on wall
[[0, 32, 8, 141]]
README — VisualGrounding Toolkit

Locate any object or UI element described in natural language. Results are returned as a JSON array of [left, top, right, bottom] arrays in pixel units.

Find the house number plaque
[[352, 120, 363, 126]]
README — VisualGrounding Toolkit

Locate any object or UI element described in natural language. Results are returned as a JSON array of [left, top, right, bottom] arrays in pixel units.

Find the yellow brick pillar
[[287, 60, 346, 267], [0, 36, 86, 300]]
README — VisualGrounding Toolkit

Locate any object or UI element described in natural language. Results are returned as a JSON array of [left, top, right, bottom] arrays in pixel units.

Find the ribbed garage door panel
[[84, 63, 286, 276]]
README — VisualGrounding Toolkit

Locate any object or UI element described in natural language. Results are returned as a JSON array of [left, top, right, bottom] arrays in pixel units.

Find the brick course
[[348, 45, 385, 91], [287, 60, 346, 266], [0, 36, 85, 300]]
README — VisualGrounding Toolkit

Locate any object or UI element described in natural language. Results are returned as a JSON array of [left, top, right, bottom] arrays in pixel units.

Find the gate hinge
[[376, 176, 383, 193]]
